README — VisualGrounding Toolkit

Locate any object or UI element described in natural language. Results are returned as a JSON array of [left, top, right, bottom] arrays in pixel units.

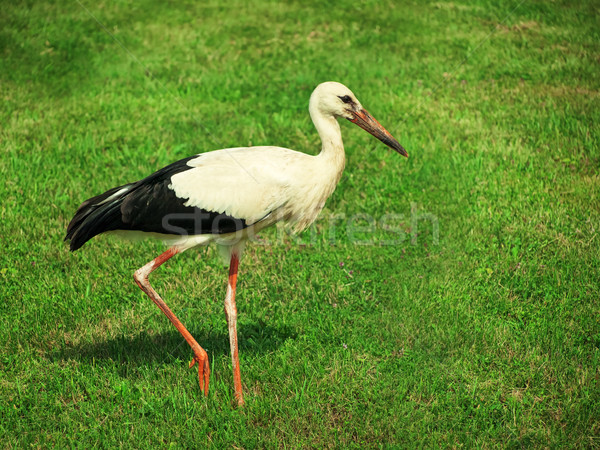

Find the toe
[[189, 353, 210, 395]]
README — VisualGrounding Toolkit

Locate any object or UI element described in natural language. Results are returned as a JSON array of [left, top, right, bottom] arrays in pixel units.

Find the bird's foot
[[189, 349, 210, 396]]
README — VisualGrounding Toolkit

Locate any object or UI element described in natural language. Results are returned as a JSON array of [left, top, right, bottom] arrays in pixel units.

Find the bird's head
[[310, 81, 408, 157]]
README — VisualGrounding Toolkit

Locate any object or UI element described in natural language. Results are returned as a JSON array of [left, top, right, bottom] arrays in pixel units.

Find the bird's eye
[[338, 95, 353, 104]]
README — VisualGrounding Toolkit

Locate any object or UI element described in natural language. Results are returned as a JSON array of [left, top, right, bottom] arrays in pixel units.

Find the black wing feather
[[65, 155, 248, 251]]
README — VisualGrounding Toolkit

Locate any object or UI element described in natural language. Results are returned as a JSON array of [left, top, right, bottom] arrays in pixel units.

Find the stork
[[65, 81, 408, 406]]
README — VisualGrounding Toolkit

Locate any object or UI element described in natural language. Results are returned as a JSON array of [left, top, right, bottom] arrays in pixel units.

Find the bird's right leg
[[133, 247, 210, 395], [223, 251, 244, 406]]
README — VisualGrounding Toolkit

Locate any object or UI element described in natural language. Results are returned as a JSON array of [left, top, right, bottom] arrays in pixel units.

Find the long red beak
[[349, 109, 408, 157]]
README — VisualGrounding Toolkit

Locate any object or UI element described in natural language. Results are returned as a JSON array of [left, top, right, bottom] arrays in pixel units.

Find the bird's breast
[[284, 155, 346, 232]]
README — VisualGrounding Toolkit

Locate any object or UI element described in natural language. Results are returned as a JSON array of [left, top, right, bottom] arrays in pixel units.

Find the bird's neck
[[312, 112, 346, 170]]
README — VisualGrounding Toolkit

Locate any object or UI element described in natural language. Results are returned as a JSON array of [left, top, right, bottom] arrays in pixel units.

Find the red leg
[[133, 247, 210, 395], [224, 252, 244, 406]]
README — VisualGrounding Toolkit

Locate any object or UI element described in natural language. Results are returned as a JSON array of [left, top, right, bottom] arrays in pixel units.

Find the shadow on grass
[[53, 322, 297, 370]]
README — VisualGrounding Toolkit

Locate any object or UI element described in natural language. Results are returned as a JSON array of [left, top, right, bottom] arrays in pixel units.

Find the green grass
[[1, 0, 599, 447]]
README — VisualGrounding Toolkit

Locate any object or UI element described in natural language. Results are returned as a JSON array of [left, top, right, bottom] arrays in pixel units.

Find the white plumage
[[170, 145, 341, 235]]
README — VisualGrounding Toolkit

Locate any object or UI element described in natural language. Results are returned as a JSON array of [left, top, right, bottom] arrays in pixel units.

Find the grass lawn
[[1, 0, 599, 447]]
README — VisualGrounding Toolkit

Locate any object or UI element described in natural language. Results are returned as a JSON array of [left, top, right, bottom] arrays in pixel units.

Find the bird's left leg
[[133, 247, 211, 395], [224, 251, 244, 406]]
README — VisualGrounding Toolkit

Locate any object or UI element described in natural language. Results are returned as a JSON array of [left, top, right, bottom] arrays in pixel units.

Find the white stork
[[65, 81, 408, 406]]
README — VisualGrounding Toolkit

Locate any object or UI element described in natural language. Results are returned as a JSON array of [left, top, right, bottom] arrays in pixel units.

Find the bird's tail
[[65, 184, 132, 251]]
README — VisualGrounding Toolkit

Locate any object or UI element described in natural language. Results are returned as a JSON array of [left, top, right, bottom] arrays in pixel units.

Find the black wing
[[65, 155, 248, 251]]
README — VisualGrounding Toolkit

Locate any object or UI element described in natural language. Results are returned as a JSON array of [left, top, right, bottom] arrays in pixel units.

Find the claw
[[189, 352, 210, 396]]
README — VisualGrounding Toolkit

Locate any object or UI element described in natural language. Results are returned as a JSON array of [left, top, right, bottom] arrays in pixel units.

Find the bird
[[65, 81, 408, 406]]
